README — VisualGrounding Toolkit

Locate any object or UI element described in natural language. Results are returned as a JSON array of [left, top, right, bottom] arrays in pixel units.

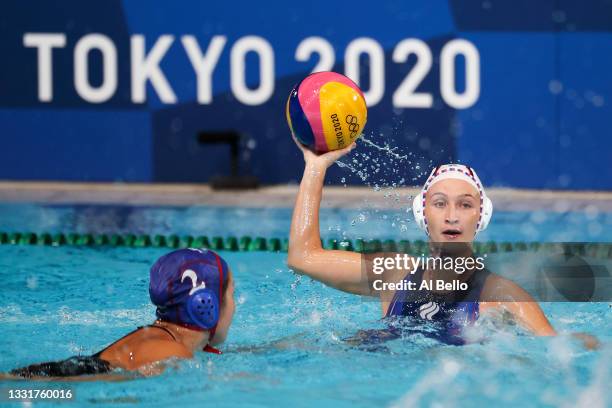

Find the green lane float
[[0, 231, 609, 258]]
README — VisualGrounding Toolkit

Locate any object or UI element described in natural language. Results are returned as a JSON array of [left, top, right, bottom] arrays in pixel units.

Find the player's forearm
[[288, 162, 326, 267]]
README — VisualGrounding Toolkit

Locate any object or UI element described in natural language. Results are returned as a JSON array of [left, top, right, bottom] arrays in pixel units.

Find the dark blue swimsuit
[[384, 266, 491, 345], [346, 266, 491, 348]]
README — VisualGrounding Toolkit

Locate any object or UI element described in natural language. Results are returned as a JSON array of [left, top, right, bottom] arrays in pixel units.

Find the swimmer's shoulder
[[105, 339, 192, 371], [125, 339, 193, 370], [479, 273, 537, 313]]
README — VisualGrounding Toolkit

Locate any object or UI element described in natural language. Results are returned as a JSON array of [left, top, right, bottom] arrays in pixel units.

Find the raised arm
[[286, 138, 370, 295]]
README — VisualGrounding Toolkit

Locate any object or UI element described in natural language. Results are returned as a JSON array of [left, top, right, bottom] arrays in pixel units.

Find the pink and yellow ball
[[286, 72, 367, 153]]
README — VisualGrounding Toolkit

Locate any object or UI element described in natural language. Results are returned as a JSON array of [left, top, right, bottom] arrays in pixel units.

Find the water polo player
[[6, 248, 235, 379], [287, 140, 598, 348]]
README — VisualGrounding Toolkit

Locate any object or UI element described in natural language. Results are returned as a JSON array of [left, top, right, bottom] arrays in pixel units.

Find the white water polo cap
[[412, 164, 493, 235]]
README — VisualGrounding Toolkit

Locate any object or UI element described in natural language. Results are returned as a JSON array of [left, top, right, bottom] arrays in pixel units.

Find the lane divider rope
[[0, 232, 610, 258]]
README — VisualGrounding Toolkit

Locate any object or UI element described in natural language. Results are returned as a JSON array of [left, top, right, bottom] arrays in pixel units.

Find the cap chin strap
[[203, 344, 222, 354], [412, 164, 493, 236], [202, 252, 225, 354]]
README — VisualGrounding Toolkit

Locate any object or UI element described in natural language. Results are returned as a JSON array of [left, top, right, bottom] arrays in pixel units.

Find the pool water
[[0, 203, 610, 242], [0, 204, 610, 407]]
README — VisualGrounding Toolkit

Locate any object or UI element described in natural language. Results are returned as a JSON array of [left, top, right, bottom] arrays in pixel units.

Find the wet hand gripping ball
[[286, 71, 367, 153]]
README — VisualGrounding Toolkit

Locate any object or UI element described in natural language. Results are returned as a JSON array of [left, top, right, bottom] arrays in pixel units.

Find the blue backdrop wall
[[0, 0, 611, 189]]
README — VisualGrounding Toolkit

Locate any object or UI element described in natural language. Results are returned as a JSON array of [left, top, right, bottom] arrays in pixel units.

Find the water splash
[[332, 132, 433, 238], [360, 136, 409, 160]]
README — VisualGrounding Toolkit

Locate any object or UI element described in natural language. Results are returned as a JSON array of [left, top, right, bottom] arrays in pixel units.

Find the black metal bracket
[[197, 131, 259, 190]]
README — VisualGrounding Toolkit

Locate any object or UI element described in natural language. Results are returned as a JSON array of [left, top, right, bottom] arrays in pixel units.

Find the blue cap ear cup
[[186, 288, 219, 329]]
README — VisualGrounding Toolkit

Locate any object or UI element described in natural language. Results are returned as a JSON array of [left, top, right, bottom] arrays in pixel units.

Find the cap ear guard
[[185, 288, 219, 330], [187, 252, 226, 331], [478, 195, 493, 232], [412, 192, 427, 231], [179, 250, 226, 332]]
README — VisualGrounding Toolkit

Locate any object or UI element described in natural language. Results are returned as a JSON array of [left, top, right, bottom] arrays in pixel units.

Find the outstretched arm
[[481, 276, 557, 336], [481, 277, 599, 349], [286, 137, 370, 296]]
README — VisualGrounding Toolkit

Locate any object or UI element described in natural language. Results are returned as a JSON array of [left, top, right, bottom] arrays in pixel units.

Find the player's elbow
[[287, 247, 320, 275], [287, 252, 307, 274], [288, 235, 324, 270]]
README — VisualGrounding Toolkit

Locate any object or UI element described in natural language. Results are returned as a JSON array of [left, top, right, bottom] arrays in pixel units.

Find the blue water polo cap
[[149, 248, 228, 332]]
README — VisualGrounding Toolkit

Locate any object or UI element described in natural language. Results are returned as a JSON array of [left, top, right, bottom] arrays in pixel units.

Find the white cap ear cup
[[412, 192, 427, 231], [477, 196, 493, 232]]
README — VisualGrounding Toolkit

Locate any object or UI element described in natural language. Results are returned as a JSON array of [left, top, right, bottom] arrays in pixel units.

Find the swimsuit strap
[[144, 324, 178, 341], [92, 324, 178, 357], [465, 266, 491, 302]]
